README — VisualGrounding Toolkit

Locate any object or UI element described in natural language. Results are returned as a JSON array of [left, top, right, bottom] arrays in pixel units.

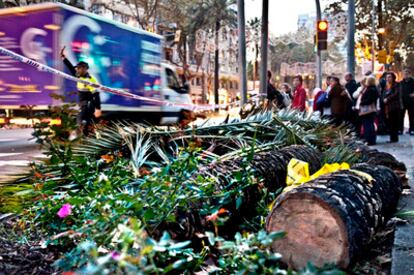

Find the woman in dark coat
[[383, 72, 402, 143], [329, 76, 352, 125], [357, 76, 379, 145]]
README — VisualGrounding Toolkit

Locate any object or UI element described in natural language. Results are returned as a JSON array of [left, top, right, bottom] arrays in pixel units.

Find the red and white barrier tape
[[0, 47, 259, 112]]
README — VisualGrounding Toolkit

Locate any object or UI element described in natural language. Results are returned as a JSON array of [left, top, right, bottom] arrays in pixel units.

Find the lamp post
[[315, 0, 322, 88], [371, 0, 376, 73]]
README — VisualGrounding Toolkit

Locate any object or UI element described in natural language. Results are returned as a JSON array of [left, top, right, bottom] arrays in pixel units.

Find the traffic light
[[316, 20, 328, 51]]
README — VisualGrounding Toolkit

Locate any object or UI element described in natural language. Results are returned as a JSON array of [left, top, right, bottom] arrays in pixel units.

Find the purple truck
[[0, 3, 192, 124]]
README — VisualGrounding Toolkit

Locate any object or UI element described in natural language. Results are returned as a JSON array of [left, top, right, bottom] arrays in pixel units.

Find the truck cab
[[159, 62, 193, 124]]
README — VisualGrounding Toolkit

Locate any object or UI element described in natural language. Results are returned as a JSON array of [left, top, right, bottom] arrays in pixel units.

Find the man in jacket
[[60, 46, 101, 136], [344, 73, 359, 101], [399, 69, 414, 135]]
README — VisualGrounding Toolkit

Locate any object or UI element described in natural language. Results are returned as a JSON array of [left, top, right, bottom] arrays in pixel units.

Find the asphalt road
[[0, 128, 43, 183]]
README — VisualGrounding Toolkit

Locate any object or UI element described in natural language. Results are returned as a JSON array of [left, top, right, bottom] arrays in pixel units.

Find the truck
[[0, 3, 193, 124]]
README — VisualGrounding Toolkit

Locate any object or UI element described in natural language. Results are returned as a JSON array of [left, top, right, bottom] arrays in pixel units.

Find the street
[[0, 128, 43, 183]]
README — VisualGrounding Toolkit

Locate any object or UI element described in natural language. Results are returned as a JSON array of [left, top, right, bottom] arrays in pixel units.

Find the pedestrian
[[345, 73, 359, 99], [266, 70, 285, 109], [399, 68, 414, 135], [280, 83, 293, 99], [377, 72, 389, 135], [291, 75, 307, 112], [383, 72, 401, 143], [329, 76, 352, 125], [345, 73, 361, 134], [279, 83, 292, 108], [313, 88, 325, 114], [356, 76, 378, 145], [60, 46, 101, 136]]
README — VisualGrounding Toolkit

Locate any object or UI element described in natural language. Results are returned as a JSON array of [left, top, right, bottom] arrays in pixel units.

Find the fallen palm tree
[[346, 142, 408, 186], [158, 145, 322, 241], [266, 164, 402, 269]]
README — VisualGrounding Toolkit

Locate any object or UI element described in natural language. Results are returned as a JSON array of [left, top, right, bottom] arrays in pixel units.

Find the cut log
[[202, 145, 322, 192], [347, 142, 407, 184], [157, 145, 322, 241], [266, 164, 402, 269]]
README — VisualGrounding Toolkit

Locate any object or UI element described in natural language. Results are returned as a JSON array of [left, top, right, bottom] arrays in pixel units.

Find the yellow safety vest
[[77, 75, 98, 93]]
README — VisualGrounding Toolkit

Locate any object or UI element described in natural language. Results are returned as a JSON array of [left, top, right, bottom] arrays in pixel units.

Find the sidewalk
[[374, 134, 414, 274]]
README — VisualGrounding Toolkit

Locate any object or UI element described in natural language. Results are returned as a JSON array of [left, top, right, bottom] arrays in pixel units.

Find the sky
[[245, 0, 320, 36]]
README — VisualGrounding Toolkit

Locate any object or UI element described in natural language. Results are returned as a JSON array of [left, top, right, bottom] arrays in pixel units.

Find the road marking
[[0, 160, 31, 167], [0, 153, 23, 157], [0, 139, 17, 142]]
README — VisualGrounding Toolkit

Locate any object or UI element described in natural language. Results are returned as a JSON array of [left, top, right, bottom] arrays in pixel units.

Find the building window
[[229, 81, 233, 89], [191, 79, 195, 86], [196, 77, 201, 86], [235, 82, 239, 89]]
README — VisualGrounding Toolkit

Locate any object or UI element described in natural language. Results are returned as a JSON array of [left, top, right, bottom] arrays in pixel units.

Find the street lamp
[[378, 28, 385, 35]]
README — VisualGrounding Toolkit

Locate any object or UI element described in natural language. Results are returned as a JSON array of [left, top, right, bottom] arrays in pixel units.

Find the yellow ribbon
[[283, 158, 374, 193]]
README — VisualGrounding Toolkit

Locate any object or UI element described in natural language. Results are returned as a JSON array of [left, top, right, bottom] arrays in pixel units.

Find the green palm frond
[[71, 109, 353, 162], [323, 144, 362, 165], [122, 129, 154, 177]]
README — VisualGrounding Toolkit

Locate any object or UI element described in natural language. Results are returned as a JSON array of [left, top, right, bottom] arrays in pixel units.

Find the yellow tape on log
[[284, 158, 373, 193]]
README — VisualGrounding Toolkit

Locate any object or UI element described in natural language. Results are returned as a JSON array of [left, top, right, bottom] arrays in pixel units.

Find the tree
[[259, 0, 269, 96], [247, 17, 260, 89], [160, 0, 213, 79], [123, 0, 160, 30], [237, 0, 247, 104], [325, 0, 414, 69], [202, 0, 237, 108]]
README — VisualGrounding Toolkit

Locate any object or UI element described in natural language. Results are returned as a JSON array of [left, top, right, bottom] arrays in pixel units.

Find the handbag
[[359, 102, 377, 116]]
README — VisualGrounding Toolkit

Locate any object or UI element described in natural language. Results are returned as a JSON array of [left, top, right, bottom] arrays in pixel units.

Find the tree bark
[[266, 164, 402, 269], [259, 0, 269, 95], [158, 145, 322, 241], [237, 0, 247, 105], [214, 20, 220, 110]]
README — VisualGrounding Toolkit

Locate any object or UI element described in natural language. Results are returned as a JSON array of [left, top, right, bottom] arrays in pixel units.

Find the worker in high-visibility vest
[[60, 46, 101, 136]]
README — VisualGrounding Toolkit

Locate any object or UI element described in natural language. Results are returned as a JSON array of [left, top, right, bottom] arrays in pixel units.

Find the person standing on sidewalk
[[399, 69, 414, 135], [345, 73, 361, 134], [329, 76, 352, 125], [345, 73, 359, 99], [356, 76, 378, 145], [383, 72, 402, 143], [60, 46, 101, 136], [266, 70, 285, 109], [291, 75, 307, 112]]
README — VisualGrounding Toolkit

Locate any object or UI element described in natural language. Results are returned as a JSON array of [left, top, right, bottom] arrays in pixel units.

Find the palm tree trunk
[[259, 0, 269, 95], [347, 0, 356, 76], [237, 0, 247, 104], [214, 20, 220, 111]]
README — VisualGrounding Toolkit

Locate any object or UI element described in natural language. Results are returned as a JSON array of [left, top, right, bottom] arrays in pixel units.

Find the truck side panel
[[0, 8, 60, 107], [61, 8, 163, 109]]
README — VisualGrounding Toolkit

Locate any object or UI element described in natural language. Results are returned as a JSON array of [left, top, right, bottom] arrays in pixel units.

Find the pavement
[[374, 134, 414, 275], [0, 128, 43, 183]]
